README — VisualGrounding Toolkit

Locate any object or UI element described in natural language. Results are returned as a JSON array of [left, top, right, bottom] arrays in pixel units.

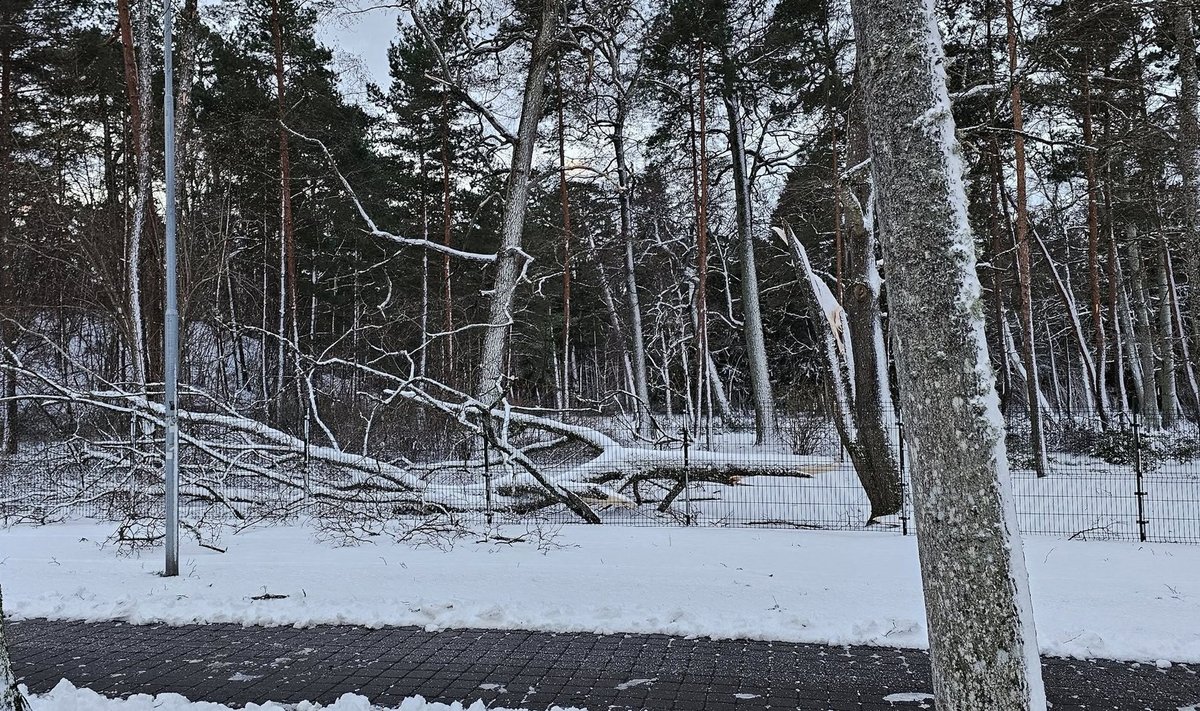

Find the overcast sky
[[314, 2, 404, 102]]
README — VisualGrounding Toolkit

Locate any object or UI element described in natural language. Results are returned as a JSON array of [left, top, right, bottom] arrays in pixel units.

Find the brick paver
[[8, 619, 1199, 710]]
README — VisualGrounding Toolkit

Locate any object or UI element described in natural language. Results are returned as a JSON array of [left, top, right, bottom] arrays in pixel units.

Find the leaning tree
[[848, 0, 1047, 707]]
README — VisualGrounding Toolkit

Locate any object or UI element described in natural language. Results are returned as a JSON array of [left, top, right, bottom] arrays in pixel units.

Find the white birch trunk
[[849, 1, 1046, 707]]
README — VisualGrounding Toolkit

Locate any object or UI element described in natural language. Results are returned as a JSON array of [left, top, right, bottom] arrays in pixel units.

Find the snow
[[883, 692, 934, 705], [2, 523, 1198, 663], [24, 680, 583, 711]]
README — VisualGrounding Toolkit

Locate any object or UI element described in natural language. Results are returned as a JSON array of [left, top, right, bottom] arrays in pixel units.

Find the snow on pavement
[[24, 679, 583, 711], [1, 523, 1197, 663]]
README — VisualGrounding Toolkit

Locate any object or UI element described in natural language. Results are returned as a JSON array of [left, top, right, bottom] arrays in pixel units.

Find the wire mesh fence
[[1, 407, 1197, 544]]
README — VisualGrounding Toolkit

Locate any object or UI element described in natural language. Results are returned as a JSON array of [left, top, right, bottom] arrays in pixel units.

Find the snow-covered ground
[[24, 680, 582, 711], [2, 522, 1198, 664]]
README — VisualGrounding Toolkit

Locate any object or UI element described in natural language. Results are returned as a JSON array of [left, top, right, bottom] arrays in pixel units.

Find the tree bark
[[849, 0, 1046, 707], [840, 88, 903, 519], [1127, 227, 1162, 427], [474, 0, 561, 408], [1154, 229, 1180, 426], [270, 0, 300, 426], [1174, 3, 1200, 381], [0, 586, 27, 711], [721, 90, 776, 444], [1080, 56, 1109, 421], [117, 0, 152, 390], [612, 115, 653, 438]]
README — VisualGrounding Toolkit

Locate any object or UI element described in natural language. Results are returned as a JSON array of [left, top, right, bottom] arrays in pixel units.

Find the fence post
[[898, 415, 909, 536], [681, 426, 692, 526], [1132, 410, 1147, 542], [483, 434, 494, 527]]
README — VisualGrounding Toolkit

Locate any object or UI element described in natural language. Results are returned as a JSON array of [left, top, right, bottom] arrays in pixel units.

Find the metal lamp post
[[163, 0, 180, 577]]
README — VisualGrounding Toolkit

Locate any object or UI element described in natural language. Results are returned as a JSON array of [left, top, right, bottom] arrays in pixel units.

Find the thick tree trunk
[[474, 0, 561, 407], [1004, 0, 1048, 476], [722, 91, 776, 445], [837, 91, 903, 519], [0, 586, 27, 711], [1174, 4, 1200, 379], [1115, 257, 1145, 413], [1127, 227, 1162, 427], [849, 1, 1046, 708]]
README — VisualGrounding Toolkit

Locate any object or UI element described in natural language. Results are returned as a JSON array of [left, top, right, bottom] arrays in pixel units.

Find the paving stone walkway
[[8, 619, 1199, 710]]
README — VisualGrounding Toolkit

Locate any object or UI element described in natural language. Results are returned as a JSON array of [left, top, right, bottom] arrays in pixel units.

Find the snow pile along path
[[25, 680, 586, 711], [1, 523, 1198, 664]]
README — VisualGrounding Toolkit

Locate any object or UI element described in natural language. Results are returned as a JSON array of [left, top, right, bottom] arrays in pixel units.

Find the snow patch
[[884, 692, 934, 705], [24, 680, 586, 711], [614, 678, 655, 690], [2, 523, 1198, 664]]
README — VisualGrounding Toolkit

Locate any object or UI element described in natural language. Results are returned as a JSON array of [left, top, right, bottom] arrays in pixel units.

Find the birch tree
[[848, 0, 1046, 706]]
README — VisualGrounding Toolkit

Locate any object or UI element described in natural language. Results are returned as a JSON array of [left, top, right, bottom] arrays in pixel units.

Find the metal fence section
[[1, 407, 1198, 544]]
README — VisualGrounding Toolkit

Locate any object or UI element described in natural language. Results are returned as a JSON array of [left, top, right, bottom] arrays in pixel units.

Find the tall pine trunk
[[117, 0, 152, 390], [1005, 0, 1048, 475], [849, 0, 1046, 706]]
